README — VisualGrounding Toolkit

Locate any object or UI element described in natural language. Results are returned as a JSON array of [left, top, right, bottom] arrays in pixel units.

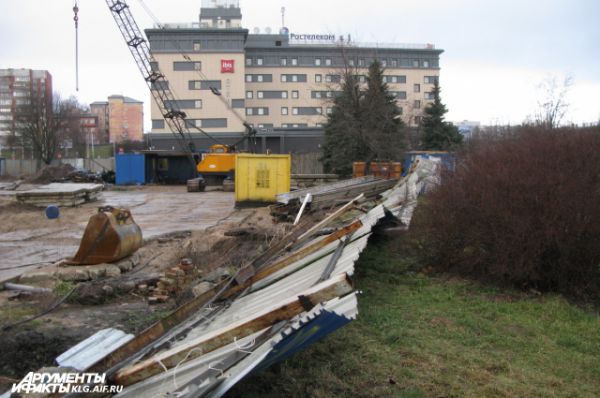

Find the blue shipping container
[[116, 154, 145, 185]]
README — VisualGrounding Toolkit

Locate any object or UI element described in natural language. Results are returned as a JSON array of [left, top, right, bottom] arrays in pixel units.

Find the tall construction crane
[[105, 0, 199, 177]]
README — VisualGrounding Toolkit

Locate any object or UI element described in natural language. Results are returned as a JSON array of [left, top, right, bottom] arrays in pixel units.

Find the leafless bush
[[412, 126, 600, 300]]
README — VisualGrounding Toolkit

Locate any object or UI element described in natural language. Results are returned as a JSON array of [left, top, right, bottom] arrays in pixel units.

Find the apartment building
[[145, 0, 442, 151], [0, 69, 52, 147], [90, 95, 144, 143]]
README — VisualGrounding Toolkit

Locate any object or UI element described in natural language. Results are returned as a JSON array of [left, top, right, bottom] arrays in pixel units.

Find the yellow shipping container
[[235, 154, 291, 205]]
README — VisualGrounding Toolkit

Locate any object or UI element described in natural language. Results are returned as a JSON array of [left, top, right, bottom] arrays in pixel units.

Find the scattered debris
[[26, 163, 76, 184]]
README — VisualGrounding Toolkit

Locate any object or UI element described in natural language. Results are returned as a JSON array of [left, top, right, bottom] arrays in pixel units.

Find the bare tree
[[534, 74, 573, 129], [14, 93, 86, 164]]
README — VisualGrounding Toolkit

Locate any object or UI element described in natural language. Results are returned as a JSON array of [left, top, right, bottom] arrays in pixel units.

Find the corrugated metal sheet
[[277, 175, 377, 204], [114, 330, 268, 398], [205, 293, 359, 398], [56, 328, 134, 371], [116, 205, 385, 397]]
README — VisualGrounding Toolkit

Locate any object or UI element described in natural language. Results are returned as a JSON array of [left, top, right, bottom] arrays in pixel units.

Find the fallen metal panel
[[114, 273, 354, 386], [56, 328, 134, 371], [254, 293, 358, 373], [205, 293, 359, 398], [114, 330, 268, 398], [277, 176, 377, 204]]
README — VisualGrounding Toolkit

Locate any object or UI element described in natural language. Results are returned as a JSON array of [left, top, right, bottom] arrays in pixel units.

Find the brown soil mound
[[26, 164, 76, 184]]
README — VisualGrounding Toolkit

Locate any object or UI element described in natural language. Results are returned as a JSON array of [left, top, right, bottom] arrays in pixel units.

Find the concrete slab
[[0, 186, 235, 284]]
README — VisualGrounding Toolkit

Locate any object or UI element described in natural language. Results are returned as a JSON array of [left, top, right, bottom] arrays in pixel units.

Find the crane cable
[[73, 0, 79, 91]]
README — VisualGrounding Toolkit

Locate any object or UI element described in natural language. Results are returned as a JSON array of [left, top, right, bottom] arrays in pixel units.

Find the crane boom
[[105, 0, 197, 174]]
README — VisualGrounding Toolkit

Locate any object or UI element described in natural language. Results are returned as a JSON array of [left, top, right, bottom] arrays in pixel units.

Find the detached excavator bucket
[[69, 206, 143, 265]]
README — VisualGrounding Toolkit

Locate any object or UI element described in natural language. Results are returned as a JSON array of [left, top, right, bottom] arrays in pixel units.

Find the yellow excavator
[[196, 144, 238, 185]]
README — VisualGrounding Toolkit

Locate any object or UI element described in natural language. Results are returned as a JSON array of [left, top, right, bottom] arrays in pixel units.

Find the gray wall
[[2, 158, 114, 178]]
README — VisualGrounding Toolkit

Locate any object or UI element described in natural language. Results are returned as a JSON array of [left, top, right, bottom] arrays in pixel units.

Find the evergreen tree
[[362, 60, 405, 161], [322, 60, 406, 176], [421, 80, 463, 150], [322, 72, 366, 176]]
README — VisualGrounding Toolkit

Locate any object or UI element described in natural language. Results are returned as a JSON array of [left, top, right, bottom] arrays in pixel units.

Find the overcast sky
[[1, 0, 598, 129]]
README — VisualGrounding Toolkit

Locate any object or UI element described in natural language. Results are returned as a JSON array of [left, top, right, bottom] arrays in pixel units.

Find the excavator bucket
[[68, 206, 143, 265]]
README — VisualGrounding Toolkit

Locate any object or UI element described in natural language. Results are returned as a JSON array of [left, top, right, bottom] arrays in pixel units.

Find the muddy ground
[[0, 185, 237, 282], [0, 184, 291, 391]]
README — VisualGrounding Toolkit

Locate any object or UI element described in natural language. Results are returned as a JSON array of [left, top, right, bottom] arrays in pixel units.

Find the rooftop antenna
[[281, 6, 285, 28], [73, 0, 79, 91]]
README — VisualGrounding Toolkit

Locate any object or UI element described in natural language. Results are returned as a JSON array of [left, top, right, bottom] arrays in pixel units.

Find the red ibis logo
[[221, 59, 234, 73]]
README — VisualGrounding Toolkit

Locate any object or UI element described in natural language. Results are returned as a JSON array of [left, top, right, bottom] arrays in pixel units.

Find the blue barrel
[[45, 205, 60, 219]]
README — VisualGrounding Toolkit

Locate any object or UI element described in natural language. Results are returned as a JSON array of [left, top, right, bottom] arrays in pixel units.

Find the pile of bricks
[[146, 258, 196, 304]]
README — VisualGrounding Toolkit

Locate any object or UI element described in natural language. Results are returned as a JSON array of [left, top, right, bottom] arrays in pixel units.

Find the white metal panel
[[56, 328, 134, 371]]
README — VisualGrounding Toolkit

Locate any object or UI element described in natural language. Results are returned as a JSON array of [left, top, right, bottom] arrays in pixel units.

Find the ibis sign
[[221, 59, 235, 73]]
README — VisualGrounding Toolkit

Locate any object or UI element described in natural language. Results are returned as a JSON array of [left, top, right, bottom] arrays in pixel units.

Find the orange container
[[352, 162, 367, 178]]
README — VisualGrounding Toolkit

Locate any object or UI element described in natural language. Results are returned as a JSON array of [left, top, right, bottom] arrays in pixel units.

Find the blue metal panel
[[116, 154, 145, 185], [253, 309, 353, 373], [403, 151, 455, 175]]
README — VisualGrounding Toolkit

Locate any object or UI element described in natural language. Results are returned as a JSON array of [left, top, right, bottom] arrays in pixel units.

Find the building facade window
[[326, 107, 333, 115], [413, 100, 421, 109], [281, 58, 287, 66], [424, 76, 438, 84], [281, 91, 288, 99], [281, 74, 307, 83], [414, 84, 420, 93], [292, 107, 298, 115], [189, 80, 221, 90], [291, 57, 298, 66], [281, 107, 288, 115], [325, 58, 331, 66], [349, 59, 355, 66], [245, 58, 252, 66], [256, 58, 263, 66], [246, 107, 269, 116], [246, 91, 253, 99], [292, 90, 299, 99], [315, 74, 322, 83], [423, 60, 430, 68], [193, 41, 201, 51], [413, 60, 420, 68], [315, 58, 321, 66]]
